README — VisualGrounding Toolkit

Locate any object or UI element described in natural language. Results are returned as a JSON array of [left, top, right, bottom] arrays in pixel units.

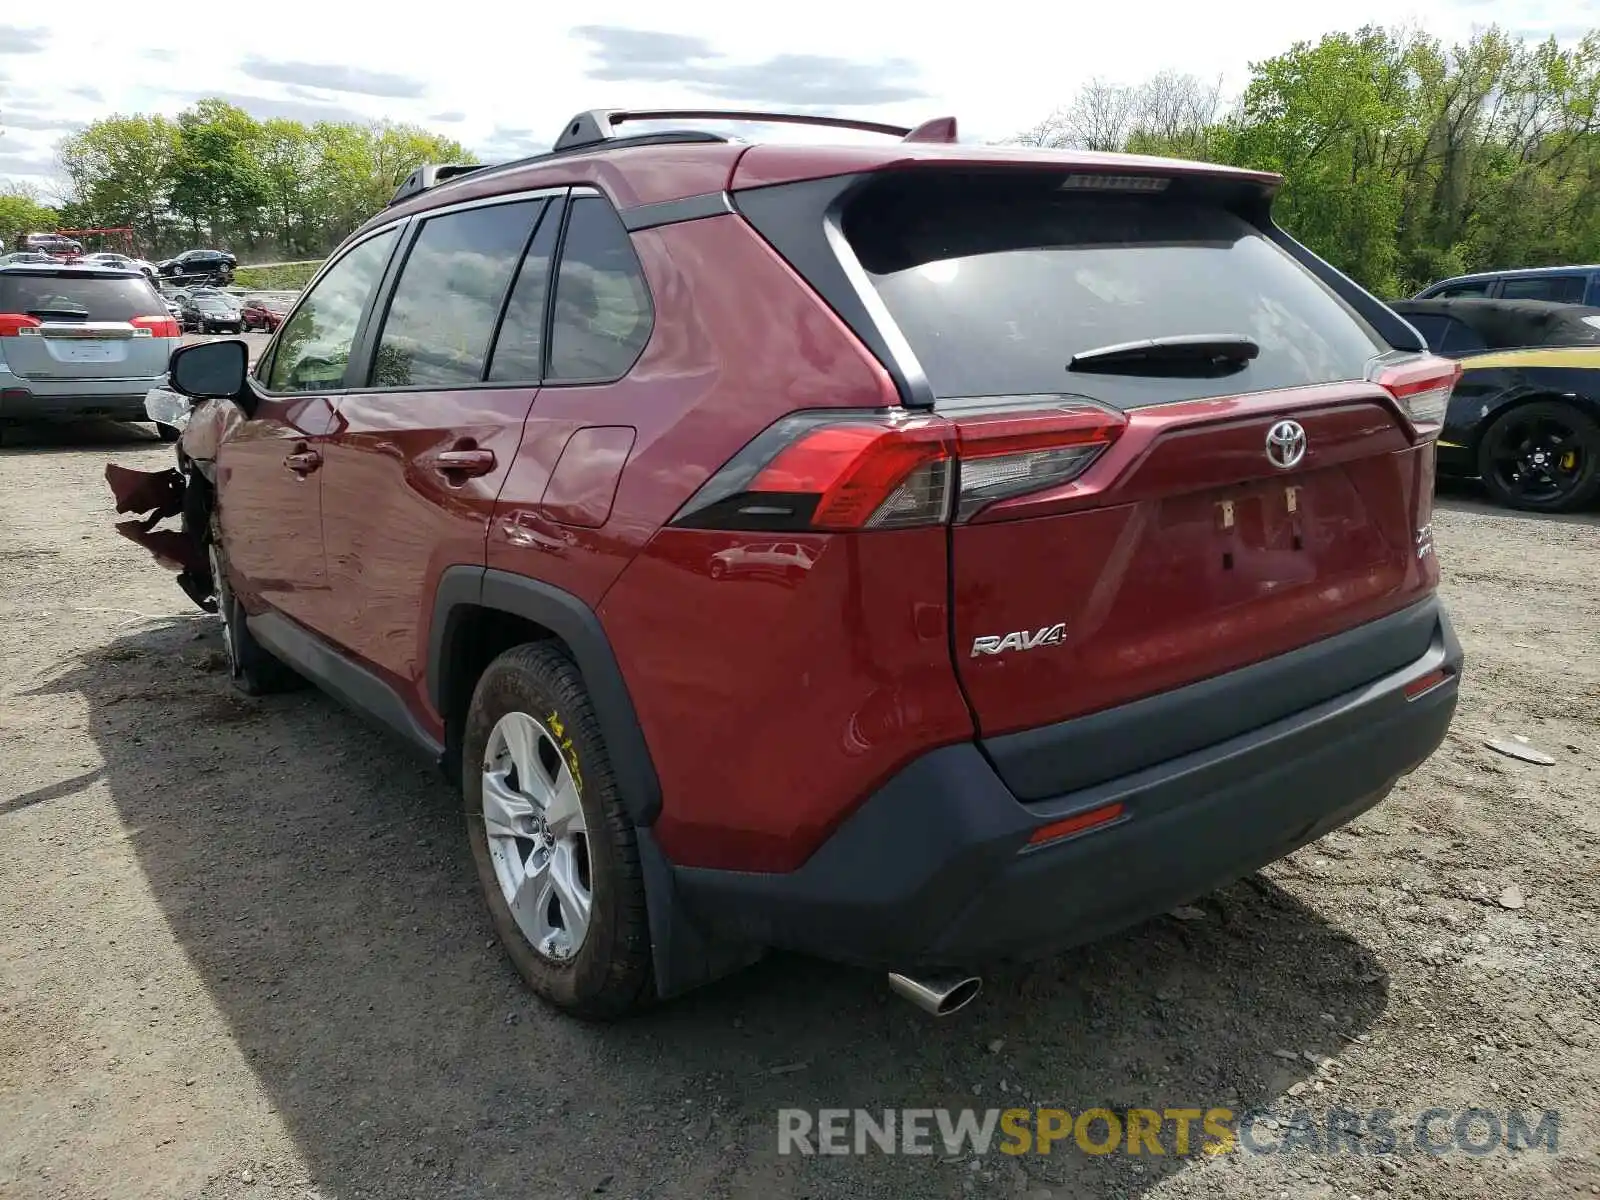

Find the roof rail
[[552, 108, 938, 152], [389, 162, 491, 207]]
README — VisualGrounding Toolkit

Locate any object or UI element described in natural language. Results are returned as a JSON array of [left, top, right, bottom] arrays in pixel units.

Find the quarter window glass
[[266, 230, 397, 392], [486, 201, 563, 383], [1435, 282, 1490, 298], [372, 200, 543, 388], [547, 197, 653, 382]]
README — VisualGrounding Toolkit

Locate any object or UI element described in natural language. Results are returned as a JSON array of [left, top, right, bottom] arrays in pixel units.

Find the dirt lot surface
[[1, 420, 1596, 1200]]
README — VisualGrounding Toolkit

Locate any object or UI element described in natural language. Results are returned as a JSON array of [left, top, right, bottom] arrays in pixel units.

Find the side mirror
[[170, 339, 248, 400]]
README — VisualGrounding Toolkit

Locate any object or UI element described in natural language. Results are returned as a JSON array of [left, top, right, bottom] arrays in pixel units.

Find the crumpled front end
[[105, 462, 216, 611]]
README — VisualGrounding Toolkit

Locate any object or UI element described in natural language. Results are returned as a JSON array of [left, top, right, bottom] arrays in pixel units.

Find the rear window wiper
[[26, 307, 91, 321], [1068, 334, 1260, 376]]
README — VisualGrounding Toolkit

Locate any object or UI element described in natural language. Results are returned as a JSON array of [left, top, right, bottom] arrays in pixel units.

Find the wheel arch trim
[[428, 565, 663, 826]]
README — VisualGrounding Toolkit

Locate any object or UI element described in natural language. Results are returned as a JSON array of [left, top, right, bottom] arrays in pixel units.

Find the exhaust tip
[[888, 971, 983, 1017]]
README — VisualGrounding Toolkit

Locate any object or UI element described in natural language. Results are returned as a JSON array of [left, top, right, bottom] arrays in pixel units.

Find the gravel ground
[[0, 419, 1596, 1200]]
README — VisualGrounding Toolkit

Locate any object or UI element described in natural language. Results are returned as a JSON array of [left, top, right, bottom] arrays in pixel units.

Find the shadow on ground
[[35, 616, 1392, 1198], [0, 417, 167, 455]]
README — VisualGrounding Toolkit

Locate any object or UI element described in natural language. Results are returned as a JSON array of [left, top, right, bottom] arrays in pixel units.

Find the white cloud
[[0, 0, 1559, 189]]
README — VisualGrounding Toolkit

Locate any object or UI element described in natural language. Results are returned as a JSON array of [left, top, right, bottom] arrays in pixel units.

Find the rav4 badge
[[971, 622, 1068, 657]]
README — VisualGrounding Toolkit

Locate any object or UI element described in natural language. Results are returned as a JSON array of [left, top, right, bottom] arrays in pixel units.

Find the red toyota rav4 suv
[[109, 109, 1463, 1019]]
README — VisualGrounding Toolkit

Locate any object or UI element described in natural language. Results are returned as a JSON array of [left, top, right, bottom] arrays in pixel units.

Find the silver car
[[0, 263, 181, 434]]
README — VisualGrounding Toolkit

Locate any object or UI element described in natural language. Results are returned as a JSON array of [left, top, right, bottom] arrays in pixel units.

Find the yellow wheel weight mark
[[547, 710, 585, 796]]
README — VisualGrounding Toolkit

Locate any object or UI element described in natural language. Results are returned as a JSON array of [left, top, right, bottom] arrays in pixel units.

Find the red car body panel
[[241, 302, 284, 331], [105, 125, 1464, 993], [950, 389, 1437, 738], [318, 388, 539, 737], [214, 394, 338, 628], [603, 525, 973, 872]]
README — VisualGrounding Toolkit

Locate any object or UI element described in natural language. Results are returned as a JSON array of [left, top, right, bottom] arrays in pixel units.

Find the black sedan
[[180, 292, 244, 334], [1391, 298, 1600, 512], [159, 248, 237, 285]]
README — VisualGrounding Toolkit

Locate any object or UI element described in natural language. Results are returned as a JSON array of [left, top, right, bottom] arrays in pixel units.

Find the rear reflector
[[1373, 355, 1461, 439], [0, 314, 42, 338], [1027, 801, 1126, 846], [671, 400, 1125, 532], [1403, 666, 1454, 700]]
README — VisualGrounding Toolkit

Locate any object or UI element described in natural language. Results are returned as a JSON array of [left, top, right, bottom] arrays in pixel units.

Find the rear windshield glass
[[0, 271, 165, 322], [844, 174, 1385, 405]]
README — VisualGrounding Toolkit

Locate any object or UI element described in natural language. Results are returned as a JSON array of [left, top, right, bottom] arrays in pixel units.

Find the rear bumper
[[673, 598, 1462, 970], [0, 381, 159, 420]]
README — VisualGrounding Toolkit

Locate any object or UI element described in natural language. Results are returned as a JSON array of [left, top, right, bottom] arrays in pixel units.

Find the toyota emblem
[[1265, 420, 1307, 470]]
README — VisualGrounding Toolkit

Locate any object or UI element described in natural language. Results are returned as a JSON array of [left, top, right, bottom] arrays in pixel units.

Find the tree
[[50, 99, 474, 260], [57, 114, 177, 247], [0, 187, 59, 250], [166, 99, 269, 243], [1014, 23, 1600, 296]]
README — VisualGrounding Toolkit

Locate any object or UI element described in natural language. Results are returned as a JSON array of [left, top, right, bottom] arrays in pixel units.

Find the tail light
[[1373, 355, 1461, 439], [0, 314, 42, 338], [671, 400, 1125, 532], [131, 315, 182, 338]]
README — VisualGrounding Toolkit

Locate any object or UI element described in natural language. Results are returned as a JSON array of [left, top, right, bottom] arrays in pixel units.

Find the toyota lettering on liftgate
[[105, 106, 1463, 1019]]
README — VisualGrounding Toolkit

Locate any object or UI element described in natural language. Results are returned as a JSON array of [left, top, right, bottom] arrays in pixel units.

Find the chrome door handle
[[435, 448, 497, 478]]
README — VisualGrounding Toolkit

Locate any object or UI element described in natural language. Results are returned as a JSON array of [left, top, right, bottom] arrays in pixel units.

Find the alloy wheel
[[481, 711, 593, 962], [1486, 409, 1590, 507]]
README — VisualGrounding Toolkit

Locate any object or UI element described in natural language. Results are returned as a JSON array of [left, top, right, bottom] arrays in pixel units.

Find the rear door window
[[0, 271, 165, 321], [1431, 281, 1492, 298], [1500, 275, 1587, 303], [370, 199, 546, 388], [486, 199, 564, 383], [844, 174, 1385, 406]]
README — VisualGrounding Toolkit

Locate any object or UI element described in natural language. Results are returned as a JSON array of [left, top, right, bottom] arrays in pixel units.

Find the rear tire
[[1478, 400, 1600, 513], [462, 642, 655, 1019], [153, 422, 180, 443]]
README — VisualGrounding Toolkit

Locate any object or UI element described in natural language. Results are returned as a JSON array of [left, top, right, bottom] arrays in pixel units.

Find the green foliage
[[234, 260, 323, 290], [54, 98, 474, 262], [0, 187, 60, 251], [1022, 24, 1600, 296]]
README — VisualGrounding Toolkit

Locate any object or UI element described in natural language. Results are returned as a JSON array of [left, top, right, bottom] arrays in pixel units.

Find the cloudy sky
[[0, 0, 1591, 189]]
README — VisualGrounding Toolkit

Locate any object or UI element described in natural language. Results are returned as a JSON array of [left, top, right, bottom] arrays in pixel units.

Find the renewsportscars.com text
[[777, 1107, 1559, 1158]]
